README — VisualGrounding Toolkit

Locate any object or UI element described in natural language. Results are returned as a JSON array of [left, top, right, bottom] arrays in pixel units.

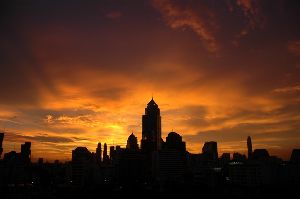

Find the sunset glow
[[1, 0, 300, 161]]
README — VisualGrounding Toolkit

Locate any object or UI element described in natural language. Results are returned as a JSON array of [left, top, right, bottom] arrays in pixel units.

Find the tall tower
[[141, 97, 162, 153], [110, 146, 115, 161], [96, 142, 102, 163], [103, 143, 109, 163], [247, 136, 253, 159], [21, 142, 31, 164]]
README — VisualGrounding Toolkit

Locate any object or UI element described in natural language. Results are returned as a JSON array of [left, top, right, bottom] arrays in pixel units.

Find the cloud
[[152, 0, 218, 52], [225, 0, 265, 41], [273, 85, 300, 93], [234, 0, 265, 36], [4, 131, 75, 143], [30, 135, 74, 143], [48, 114, 100, 128], [174, 103, 300, 157]]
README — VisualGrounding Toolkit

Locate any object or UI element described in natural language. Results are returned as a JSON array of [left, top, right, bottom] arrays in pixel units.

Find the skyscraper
[[110, 146, 116, 161], [0, 133, 4, 158], [103, 143, 109, 163], [21, 142, 31, 163], [247, 136, 253, 159], [141, 97, 162, 153], [96, 142, 102, 163]]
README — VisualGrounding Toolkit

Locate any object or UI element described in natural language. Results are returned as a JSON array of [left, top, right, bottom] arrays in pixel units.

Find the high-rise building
[[141, 97, 162, 153], [202, 141, 218, 161], [110, 146, 116, 161], [96, 142, 102, 163], [126, 133, 139, 151], [0, 132, 4, 158], [21, 142, 31, 163], [103, 143, 109, 163], [247, 136, 253, 159]]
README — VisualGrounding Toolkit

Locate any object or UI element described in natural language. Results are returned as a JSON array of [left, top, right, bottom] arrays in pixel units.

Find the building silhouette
[[290, 149, 300, 164], [247, 136, 253, 159], [103, 143, 109, 163], [153, 132, 187, 186], [233, 152, 247, 162], [115, 145, 145, 186], [96, 142, 102, 163], [165, 131, 186, 154], [21, 142, 31, 164], [0, 132, 3, 158], [126, 133, 139, 151], [220, 153, 230, 165], [110, 146, 116, 162], [252, 149, 270, 161], [38, 157, 44, 165], [141, 97, 162, 153], [1, 99, 300, 197], [72, 147, 92, 186], [202, 141, 218, 161]]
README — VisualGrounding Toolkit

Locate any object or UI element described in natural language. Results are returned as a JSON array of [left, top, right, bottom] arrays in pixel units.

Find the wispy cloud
[[44, 114, 100, 128], [152, 0, 218, 52], [236, 0, 263, 27], [234, 0, 265, 36], [273, 85, 300, 93]]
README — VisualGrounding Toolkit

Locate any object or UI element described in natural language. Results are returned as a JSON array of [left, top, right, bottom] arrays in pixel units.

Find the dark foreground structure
[[0, 99, 300, 198]]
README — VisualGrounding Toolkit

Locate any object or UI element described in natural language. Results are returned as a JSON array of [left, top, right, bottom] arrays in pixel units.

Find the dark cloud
[[71, 137, 89, 142], [30, 135, 74, 143], [4, 131, 75, 143]]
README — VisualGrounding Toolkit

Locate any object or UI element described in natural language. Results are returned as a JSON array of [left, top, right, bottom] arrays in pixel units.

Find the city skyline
[[0, 98, 297, 162], [1, 0, 300, 161]]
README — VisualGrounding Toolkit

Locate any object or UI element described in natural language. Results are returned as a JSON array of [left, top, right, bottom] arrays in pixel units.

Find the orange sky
[[1, 0, 300, 161]]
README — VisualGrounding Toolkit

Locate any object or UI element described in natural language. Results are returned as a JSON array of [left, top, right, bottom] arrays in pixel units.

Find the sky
[[1, 0, 300, 161]]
